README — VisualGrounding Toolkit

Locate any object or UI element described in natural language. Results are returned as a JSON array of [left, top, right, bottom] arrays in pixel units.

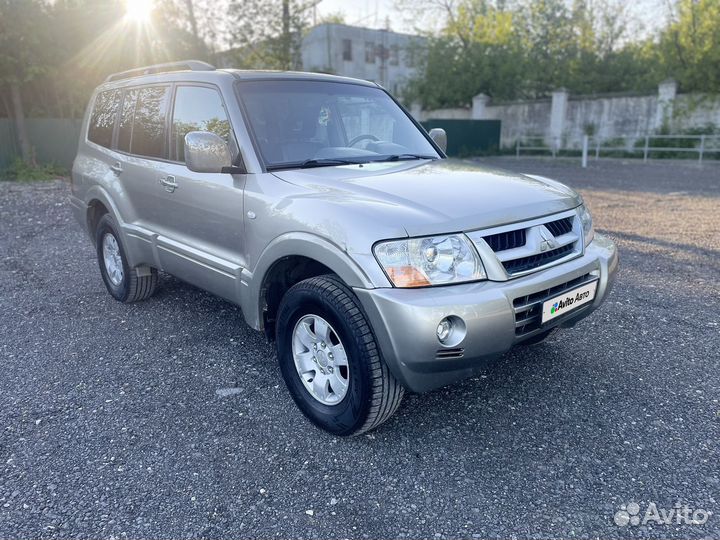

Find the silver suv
[[70, 61, 618, 435]]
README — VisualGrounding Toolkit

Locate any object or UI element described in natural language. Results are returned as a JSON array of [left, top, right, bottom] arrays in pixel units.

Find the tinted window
[[171, 86, 231, 162], [238, 81, 438, 168], [117, 88, 138, 153], [337, 95, 395, 142], [131, 86, 170, 159], [88, 90, 120, 148]]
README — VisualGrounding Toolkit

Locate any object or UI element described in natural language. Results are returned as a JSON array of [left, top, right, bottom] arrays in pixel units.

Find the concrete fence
[[0, 119, 82, 169], [412, 80, 720, 149]]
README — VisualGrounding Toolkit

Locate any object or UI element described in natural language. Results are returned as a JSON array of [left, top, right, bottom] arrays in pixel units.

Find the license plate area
[[541, 280, 598, 323]]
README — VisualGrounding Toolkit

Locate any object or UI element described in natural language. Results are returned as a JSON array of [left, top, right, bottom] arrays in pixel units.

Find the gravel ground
[[1, 158, 719, 539]]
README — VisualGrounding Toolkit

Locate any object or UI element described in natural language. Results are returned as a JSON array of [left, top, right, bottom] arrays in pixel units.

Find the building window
[[365, 41, 375, 64], [342, 39, 352, 61], [389, 45, 399, 66]]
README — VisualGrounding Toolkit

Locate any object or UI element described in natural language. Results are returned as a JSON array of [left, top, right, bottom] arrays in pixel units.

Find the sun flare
[[125, 0, 153, 23]]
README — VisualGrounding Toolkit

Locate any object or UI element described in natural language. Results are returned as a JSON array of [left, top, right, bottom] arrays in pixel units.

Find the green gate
[[421, 119, 501, 157], [0, 119, 82, 169]]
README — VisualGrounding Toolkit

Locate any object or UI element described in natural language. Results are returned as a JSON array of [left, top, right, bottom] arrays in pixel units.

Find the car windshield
[[237, 80, 440, 170]]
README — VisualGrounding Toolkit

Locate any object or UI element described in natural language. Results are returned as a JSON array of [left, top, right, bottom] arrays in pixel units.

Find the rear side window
[[117, 88, 138, 153], [171, 86, 231, 162], [131, 86, 171, 159], [88, 90, 120, 148]]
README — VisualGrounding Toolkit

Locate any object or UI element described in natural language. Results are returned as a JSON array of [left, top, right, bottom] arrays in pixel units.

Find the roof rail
[[104, 60, 216, 83]]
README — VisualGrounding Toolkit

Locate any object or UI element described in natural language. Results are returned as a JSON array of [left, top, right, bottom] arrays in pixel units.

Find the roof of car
[[99, 61, 378, 90], [225, 69, 378, 86]]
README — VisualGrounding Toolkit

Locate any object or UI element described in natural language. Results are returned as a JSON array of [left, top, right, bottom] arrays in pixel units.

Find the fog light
[[437, 318, 452, 342]]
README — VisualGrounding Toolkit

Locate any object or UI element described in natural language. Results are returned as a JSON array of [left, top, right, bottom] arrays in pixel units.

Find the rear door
[[114, 85, 173, 248], [79, 88, 121, 203], [152, 84, 246, 302]]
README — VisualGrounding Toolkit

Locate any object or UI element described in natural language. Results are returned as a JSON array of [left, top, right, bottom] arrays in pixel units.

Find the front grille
[[470, 212, 581, 278], [483, 228, 526, 252], [502, 243, 574, 274], [513, 273, 595, 337], [435, 347, 464, 360], [545, 216, 573, 236]]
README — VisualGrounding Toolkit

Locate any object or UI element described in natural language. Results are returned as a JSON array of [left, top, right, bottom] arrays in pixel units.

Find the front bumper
[[354, 233, 618, 392]]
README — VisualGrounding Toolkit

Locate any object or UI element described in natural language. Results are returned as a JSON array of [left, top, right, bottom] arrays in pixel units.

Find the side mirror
[[428, 128, 447, 153], [184, 131, 232, 173]]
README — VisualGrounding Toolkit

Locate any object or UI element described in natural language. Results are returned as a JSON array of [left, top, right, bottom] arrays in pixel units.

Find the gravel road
[[1, 157, 719, 539]]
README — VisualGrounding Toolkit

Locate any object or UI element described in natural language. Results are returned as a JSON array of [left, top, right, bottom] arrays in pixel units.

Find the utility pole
[[379, 16, 390, 87], [282, 0, 291, 70], [184, 0, 205, 58]]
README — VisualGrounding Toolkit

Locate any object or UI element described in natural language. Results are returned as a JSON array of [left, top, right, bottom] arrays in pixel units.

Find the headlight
[[374, 234, 486, 287], [578, 204, 594, 246]]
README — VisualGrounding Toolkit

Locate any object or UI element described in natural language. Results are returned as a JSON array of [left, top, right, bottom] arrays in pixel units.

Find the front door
[[152, 84, 246, 303]]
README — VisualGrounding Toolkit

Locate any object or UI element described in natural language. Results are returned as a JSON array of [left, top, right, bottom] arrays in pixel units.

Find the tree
[[657, 0, 720, 92], [225, 0, 312, 69], [403, 0, 662, 108], [404, 1, 528, 107], [0, 0, 54, 163]]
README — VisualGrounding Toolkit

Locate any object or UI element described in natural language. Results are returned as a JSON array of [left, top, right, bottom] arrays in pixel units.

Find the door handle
[[159, 175, 178, 193], [110, 162, 123, 175]]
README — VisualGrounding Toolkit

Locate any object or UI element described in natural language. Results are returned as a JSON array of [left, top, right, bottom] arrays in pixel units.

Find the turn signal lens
[[386, 266, 432, 288], [578, 204, 595, 246], [374, 234, 486, 287]]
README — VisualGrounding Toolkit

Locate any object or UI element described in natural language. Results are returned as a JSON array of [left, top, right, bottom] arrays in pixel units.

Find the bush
[[0, 158, 67, 181]]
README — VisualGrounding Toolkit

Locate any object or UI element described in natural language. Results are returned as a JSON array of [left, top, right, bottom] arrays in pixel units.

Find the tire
[[519, 327, 558, 346], [95, 213, 158, 303], [276, 275, 404, 436]]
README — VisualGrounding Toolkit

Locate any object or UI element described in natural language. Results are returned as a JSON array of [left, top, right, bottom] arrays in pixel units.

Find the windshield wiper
[[266, 158, 365, 171], [376, 154, 438, 162], [298, 158, 365, 169]]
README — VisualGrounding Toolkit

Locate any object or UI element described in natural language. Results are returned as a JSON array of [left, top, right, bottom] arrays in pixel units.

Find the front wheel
[[276, 275, 404, 436]]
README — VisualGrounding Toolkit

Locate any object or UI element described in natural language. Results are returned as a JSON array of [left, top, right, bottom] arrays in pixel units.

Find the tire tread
[[96, 214, 158, 303], [281, 274, 404, 435]]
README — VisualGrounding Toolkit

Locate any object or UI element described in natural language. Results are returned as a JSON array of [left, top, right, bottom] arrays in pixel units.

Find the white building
[[300, 23, 426, 96]]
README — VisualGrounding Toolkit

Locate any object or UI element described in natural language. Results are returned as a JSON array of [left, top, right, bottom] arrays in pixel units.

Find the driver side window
[[171, 85, 235, 163], [336, 95, 395, 144]]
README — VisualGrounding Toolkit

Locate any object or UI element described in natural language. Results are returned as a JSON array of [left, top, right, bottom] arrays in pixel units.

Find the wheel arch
[[84, 186, 125, 244], [245, 233, 379, 337], [86, 199, 110, 245]]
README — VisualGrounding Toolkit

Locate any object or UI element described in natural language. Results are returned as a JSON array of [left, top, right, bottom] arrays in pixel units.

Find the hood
[[272, 159, 582, 237]]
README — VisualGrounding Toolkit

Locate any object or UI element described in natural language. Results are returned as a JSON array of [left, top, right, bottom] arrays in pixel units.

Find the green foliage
[[0, 0, 213, 119], [0, 0, 53, 87], [225, 0, 311, 70], [656, 0, 720, 93], [0, 158, 67, 181], [404, 0, 719, 108]]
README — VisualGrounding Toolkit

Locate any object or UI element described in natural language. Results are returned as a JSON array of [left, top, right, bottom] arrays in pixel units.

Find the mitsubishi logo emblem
[[539, 227, 556, 252]]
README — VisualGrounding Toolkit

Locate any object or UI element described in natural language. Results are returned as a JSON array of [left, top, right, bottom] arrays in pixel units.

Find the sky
[[313, 0, 673, 37], [313, 0, 420, 34]]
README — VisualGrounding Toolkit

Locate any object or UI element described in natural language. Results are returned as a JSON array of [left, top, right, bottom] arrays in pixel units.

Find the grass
[[0, 158, 68, 182]]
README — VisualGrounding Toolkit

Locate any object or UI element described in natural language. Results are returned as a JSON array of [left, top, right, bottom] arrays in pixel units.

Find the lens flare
[[125, 0, 153, 23]]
